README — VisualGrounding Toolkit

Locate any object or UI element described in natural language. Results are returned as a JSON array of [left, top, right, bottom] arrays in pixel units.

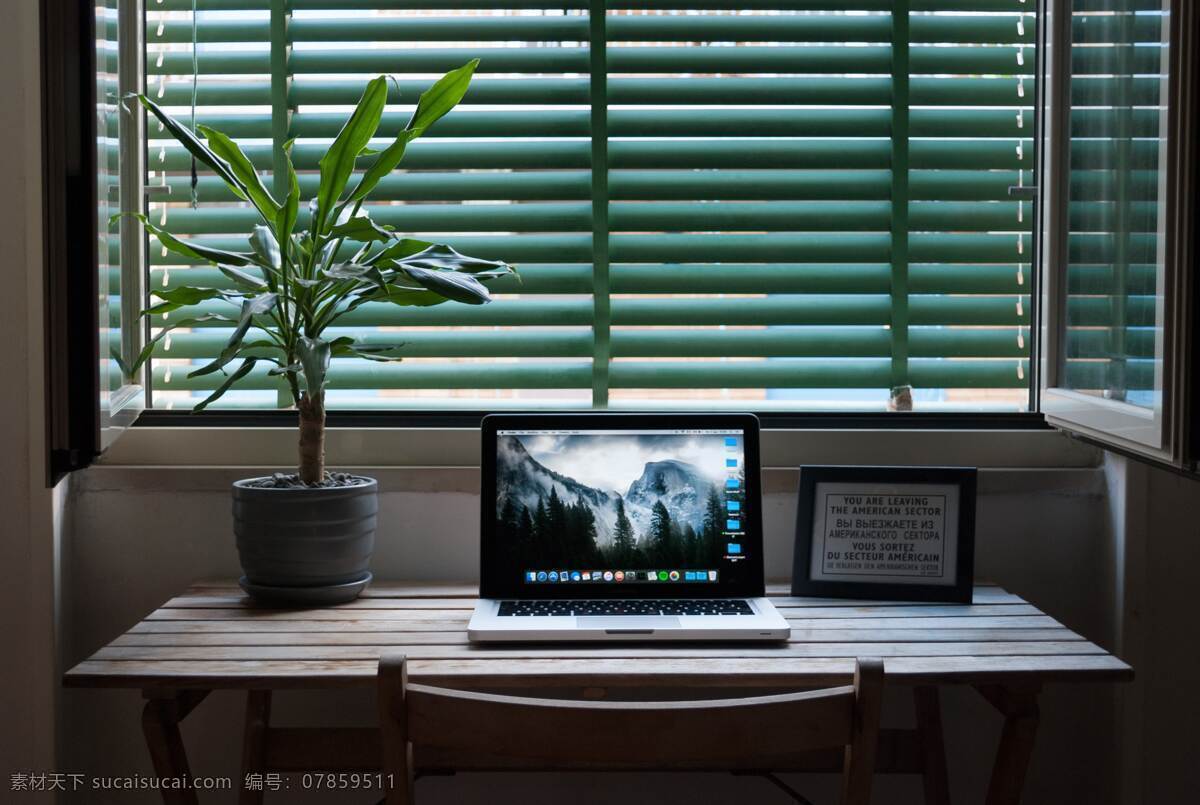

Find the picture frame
[[791, 466, 977, 603]]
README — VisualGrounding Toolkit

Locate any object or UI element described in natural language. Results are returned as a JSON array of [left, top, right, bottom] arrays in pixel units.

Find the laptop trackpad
[[577, 616, 681, 631]]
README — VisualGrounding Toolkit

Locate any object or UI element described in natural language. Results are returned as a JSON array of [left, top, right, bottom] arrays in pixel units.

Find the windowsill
[[98, 425, 1101, 470]]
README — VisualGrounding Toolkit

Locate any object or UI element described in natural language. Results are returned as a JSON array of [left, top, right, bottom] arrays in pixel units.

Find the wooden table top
[[64, 581, 1133, 692]]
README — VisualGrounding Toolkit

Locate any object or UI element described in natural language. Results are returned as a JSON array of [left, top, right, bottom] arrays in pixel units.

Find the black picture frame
[[791, 466, 977, 604]]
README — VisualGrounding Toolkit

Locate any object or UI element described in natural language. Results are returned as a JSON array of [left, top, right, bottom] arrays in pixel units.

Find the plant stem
[[297, 391, 325, 483]]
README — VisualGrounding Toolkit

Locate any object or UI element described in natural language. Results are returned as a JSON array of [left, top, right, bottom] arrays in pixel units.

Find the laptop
[[468, 413, 791, 642]]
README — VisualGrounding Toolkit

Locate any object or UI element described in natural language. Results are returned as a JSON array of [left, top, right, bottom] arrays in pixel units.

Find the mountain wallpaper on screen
[[495, 434, 741, 573]]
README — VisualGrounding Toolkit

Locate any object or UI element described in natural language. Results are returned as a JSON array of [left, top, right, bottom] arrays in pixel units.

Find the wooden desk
[[64, 581, 1131, 805]]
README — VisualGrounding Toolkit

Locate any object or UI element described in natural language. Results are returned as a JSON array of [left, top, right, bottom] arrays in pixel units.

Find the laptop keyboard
[[497, 599, 754, 617]]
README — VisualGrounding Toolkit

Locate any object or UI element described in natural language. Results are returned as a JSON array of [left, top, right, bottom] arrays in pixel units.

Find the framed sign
[[791, 466, 977, 603]]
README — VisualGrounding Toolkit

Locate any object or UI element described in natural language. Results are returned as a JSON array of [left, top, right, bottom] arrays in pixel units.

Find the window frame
[[104, 416, 1094, 470], [1036, 0, 1197, 471], [42, 0, 147, 483]]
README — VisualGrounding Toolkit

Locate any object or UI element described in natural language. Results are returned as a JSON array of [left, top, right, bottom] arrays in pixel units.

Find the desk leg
[[913, 686, 950, 805], [975, 684, 1041, 805], [240, 691, 273, 805], [141, 689, 209, 805]]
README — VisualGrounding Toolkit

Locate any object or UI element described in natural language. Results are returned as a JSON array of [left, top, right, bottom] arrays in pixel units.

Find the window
[[43, 0, 145, 480], [137, 0, 1036, 413], [1038, 0, 1197, 467]]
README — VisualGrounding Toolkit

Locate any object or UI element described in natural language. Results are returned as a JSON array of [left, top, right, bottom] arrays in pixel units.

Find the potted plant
[[120, 62, 512, 604]]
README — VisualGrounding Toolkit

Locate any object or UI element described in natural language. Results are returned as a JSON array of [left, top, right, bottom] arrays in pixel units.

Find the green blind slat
[[153, 326, 1030, 362], [148, 294, 1029, 330], [137, 261, 1031, 297], [282, 76, 1045, 107], [155, 139, 1036, 173], [152, 200, 1038, 235]]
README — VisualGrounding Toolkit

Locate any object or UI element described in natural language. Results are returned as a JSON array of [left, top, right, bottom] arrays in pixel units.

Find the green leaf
[[268, 363, 301, 377], [340, 64, 477, 206], [237, 339, 281, 355], [407, 60, 479, 135], [145, 286, 238, 316], [249, 225, 282, 272], [192, 358, 259, 413], [296, 336, 331, 399], [314, 76, 388, 236], [197, 124, 278, 218], [136, 95, 248, 201], [110, 346, 131, 378], [293, 232, 312, 263], [346, 129, 418, 205], [322, 262, 372, 279], [393, 244, 512, 276], [324, 262, 389, 295], [218, 264, 267, 291], [350, 241, 373, 265], [327, 336, 359, 357], [399, 266, 492, 305], [329, 215, 395, 243], [126, 313, 235, 374], [337, 285, 446, 320], [333, 203, 355, 229], [347, 343, 405, 362], [365, 238, 435, 266], [135, 215, 256, 266], [367, 285, 453, 308], [188, 293, 278, 378], [275, 142, 300, 249]]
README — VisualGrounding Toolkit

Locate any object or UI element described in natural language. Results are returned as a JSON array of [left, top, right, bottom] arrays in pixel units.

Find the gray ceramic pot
[[232, 476, 378, 605]]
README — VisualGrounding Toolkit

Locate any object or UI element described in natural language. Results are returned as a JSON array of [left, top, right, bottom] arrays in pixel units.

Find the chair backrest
[[378, 655, 883, 805]]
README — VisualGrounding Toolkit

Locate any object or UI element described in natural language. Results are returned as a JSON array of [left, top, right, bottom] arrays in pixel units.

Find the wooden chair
[[377, 655, 884, 805]]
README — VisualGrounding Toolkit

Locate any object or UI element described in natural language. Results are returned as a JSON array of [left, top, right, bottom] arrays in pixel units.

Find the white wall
[[1104, 455, 1200, 805], [0, 0, 64, 788], [60, 463, 1128, 804]]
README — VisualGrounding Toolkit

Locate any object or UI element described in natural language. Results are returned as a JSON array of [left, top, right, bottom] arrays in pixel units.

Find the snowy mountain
[[624, 459, 714, 537], [496, 436, 722, 548], [496, 435, 618, 540]]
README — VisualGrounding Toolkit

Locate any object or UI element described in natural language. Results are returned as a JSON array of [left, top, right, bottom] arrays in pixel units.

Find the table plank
[[162, 590, 1026, 609], [143, 606, 1050, 624], [112, 626, 1088, 647], [64, 654, 1133, 691], [93, 641, 1107, 663], [183, 581, 1004, 600], [129, 615, 1066, 633]]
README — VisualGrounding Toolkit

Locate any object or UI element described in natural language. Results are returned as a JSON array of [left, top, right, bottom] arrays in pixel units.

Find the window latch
[[1007, 185, 1038, 200]]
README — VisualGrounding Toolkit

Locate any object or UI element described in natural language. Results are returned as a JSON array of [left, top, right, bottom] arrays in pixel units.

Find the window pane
[[1062, 0, 1168, 409], [99, 0, 124, 414], [142, 1, 1035, 413]]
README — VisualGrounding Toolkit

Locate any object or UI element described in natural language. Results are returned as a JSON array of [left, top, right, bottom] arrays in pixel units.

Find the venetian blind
[[141, 0, 1035, 411]]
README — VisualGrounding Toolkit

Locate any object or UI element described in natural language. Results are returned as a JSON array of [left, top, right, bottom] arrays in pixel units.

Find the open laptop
[[468, 413, 791, 642]]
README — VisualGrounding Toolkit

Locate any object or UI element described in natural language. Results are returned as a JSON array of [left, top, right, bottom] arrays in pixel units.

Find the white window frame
[[100, 0, 147, 451], [1037, 0, 1196, 468]]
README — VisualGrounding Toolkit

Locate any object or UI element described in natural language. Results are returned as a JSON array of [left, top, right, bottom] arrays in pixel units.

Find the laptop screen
[[488, 423, 757, 594]]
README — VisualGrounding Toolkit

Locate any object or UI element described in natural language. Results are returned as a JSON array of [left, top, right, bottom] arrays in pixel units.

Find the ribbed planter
[[232, 476, 378, 605]]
